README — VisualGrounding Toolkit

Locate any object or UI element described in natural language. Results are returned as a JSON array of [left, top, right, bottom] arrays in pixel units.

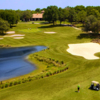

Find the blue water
[[0, 46, 47, 81]]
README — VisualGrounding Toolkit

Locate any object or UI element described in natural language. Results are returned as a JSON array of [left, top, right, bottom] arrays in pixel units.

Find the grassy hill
[[0, 21, 100, 100]]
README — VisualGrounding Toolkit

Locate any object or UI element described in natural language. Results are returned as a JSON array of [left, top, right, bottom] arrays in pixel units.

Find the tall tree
[[0, 10, 19, 27], [43, 6, 59, 25], [75, 5, 85, 13], [83, 15, 97, 32], [87, 8, 100, 18], [35, 8, 41, 13], [78, 10, 87, 24], [22, 10, 32, 21], [58, 8, 65, 25], [68, 8, 77, 23], [91, 20, 100, 33], [0, 18, 10, 35]]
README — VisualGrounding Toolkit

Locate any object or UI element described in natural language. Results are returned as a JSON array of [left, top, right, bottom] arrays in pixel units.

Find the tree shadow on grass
[[0, 32, 6, 36], [40, 22, 50, 24], [77, 33, 100, 39], [10, 25, 16, 28], [38, 24, 73, 28]]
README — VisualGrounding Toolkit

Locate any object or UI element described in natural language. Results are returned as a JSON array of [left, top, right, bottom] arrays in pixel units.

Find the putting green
[[17, 28, 40, 33]]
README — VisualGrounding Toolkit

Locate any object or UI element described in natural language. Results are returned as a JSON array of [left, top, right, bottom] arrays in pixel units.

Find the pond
[[0, 46, 47, 81]]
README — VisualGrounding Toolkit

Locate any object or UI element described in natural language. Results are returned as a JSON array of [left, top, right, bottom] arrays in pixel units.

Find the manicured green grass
[[0, 21, 100, 100], [17, 28, 40, 33]]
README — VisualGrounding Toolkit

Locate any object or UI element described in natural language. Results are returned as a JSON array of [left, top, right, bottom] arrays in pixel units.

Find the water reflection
[[0, 46, 46, 81]]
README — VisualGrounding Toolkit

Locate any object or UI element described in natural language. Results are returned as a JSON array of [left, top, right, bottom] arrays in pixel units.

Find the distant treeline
[[1, 5, 100, 33], [0, 6, 100, 24], [43, 5, 100, 25], [0, 8, 44, 34], [0, 8, 45, 23], [43, 5, 100, 33]]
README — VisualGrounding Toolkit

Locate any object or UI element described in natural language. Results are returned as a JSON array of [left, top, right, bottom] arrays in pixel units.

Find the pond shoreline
[[0, 46, 47, 81]]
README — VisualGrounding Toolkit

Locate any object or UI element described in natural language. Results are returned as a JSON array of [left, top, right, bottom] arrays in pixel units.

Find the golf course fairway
[[0, 21, 100, 100]]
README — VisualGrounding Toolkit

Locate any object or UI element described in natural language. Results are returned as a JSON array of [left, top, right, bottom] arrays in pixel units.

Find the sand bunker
[[13, 37, 24, 39], [0, 38, 3, 40], [44, 32, 56, 34], [11, 34, 25, 37], [6, 31, 15, 34], [67, 43, 100, 60]]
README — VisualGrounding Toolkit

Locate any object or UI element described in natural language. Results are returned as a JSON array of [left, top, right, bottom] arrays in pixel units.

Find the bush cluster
[[33, 55, 66, 68], [0, 65, 68, 90], [0, 44, 11, 48], [0, 54, 69, 90]]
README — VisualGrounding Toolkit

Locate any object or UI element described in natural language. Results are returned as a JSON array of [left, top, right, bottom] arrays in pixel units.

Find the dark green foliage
[[9, 82, 13, 86], [43, 6, 59, 25], [86, 6, 100, 18], [58, 8, 69, 25], [14, 81, 18, 85], [53, 71, 57, 75], [22, 10, 32, 22], [35, 8, 41, 13], [29, 78, 33, 81], [68, 8, 77, 23], [5, 83, 9, 88], [77, 10, 87, 23], [57, 70, 60, 73], [75, 5, 86, 13], [46, 72, 50, 77], [22, 78, 26, 83], [0, 10, 20, 27], [49, 58, 51, 60], [17, 80, 21, 84], [61, 61, 64, 64], [56, 60, 59, 63], [91, 20, 100, 33], [83, 15, 97, 32], [48, 72, 52, 75], [0, 84, 5, 89], [0, 18, 10, 34], [41, 75, 44, 78], [52, 59, 55, 61], [47, 66, 50, 68]]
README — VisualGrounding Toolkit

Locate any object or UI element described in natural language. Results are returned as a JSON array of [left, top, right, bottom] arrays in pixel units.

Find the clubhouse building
[[32, 10, 44, 21]]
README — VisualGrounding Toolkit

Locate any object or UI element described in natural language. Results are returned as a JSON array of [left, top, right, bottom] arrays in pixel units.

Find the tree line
[[1, 5, 100, 34], [43, 5, 100, 33], [0, 8, 44, 34], [43, 5, 100, 25]]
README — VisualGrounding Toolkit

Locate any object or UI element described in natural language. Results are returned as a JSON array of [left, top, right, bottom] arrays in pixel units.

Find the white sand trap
[[6, 31, 15, 34], [11, 34, 25, 37], [44, 32, 56, 34], [67, 43, 100, 60], [0, 38, 3, 40], [13, 37, 24, 39]]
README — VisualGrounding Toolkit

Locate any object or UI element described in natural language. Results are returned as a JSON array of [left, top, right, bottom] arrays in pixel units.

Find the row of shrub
[[0, 44, 11, 48], [0, 66, 68, 89], [33, 54, 65, 67]]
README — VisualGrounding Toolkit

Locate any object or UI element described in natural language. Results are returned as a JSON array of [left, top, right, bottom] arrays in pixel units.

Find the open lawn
[[17, 28, 40, 33], [0, 21, 100, 100]]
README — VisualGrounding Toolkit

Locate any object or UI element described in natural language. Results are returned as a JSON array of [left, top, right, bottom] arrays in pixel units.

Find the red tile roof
[[32, 13, 43, 18]]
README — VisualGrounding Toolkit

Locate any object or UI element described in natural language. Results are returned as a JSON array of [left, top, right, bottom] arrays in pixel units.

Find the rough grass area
[[0, 21, 100, 100]]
